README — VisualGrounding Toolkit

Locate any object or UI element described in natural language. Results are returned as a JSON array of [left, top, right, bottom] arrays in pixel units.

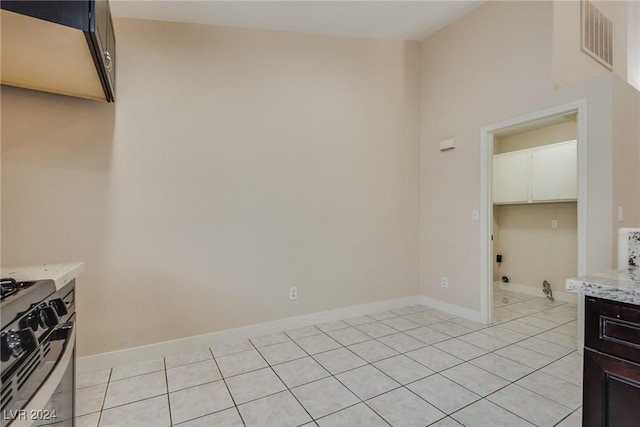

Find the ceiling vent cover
[[581, 0, 613, 70]]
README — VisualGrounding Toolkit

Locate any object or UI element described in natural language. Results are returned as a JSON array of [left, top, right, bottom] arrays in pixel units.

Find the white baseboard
[[497, 281, 577, 304], [77, 295, 421, 374], [420, 295, 483, 323]]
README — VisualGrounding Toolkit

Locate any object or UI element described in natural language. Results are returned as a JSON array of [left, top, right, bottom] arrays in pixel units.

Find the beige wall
[[421, 1, 556, 311], [1, 18, 421, 356], [628, 0, 640, 89], [494, 119, 577, 154], [612, 76, 640, 254], [494, 202, 577, 293], [420, 1, 639, 312]]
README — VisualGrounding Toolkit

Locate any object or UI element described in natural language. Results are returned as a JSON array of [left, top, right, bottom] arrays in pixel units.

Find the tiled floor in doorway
[[76, 289, 582, 426]]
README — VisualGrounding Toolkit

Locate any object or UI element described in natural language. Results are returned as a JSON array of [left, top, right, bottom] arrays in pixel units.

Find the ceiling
[[110, 0, 484, 41]]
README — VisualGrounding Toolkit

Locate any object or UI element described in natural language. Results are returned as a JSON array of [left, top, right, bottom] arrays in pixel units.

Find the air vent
[[581, 0, 613, 70]]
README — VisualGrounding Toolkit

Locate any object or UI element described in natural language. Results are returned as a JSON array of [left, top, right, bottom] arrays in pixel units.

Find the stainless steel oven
[[1, 279, 76, 427]]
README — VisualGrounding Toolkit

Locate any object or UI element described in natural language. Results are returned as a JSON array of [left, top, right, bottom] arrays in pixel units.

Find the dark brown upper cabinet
[[1, 0, 116, 102]]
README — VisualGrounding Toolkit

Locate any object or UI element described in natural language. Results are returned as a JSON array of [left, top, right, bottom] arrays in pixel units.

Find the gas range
[[1, 277, 75, 426]]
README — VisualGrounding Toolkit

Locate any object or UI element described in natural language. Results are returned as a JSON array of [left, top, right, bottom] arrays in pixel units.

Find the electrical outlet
[[441, 277, 448, 288], [551, 220, 558, 229], [289, 286, 298, 300]]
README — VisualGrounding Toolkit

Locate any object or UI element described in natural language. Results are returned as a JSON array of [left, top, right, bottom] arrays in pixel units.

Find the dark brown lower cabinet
[[583, 348, 640, 427], [583, 296, 640, 427]]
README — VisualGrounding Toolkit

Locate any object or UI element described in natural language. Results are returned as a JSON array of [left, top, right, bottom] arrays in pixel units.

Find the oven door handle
[[10, 321, 76, 427]]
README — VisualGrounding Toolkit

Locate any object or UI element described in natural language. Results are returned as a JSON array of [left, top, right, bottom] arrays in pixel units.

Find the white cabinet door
[[530, 141, 577, 202], [492, 151, 529, 204]]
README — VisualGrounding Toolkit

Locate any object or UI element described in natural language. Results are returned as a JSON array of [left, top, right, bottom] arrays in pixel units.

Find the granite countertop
[[566, 267, 640, 305], [1, 262, 84, 291]]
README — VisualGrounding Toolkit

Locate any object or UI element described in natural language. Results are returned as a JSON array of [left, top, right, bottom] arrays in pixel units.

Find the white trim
[[576, 99, 588, 277], [497, 281, 578, 304], [420, 295, 482, 323], [575, 100, 588, 355], [480, 130, 493, 324], [77, 295, 421, 374], [479, 100, 588, 325]]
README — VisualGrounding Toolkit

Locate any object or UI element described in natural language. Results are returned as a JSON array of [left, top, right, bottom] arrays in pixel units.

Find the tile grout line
[[282, 326, 397, 424], [94, 367, 112, 424], [85, 373, 168, 416], [552, 406, 582, 427], [281, 314, 454, 425], [248, 324, 402, 425], [376, 299, 580, 423], [207, 346, 248, 427], [95, 368, 111, 427], [377, 302, 577, 421], [435, 308, 580, 424], [92, 315, 572, 418], [72, 309, 462, 419], [80, 334, 574, 424], [162, 358, 172, 427], [249, 336, 316, 425], [77, 293, 579, 426]]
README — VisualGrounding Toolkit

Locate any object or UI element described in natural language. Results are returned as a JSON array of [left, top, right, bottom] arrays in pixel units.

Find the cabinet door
[[583, 348, 640, 427], [103, 6, 115, 98], [531, 141, 577, 202], [90, 0, 114, 101], [492, 151, 529, 204], [94, 0, 108, 56]]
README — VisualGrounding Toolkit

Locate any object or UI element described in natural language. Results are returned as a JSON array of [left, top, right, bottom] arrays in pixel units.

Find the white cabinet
[[493, 140, 577, 204], [492, 151, 529, 203], [531, 142, 577, 201]]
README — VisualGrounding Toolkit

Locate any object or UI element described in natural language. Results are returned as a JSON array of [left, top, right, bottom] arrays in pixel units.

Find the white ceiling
[[110, 0, 483, 41]]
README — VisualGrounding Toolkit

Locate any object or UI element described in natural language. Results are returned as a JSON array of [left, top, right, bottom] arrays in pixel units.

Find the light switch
[[551, 220, 558, 229], [619, 206, 624, 222], [472, 210, 480, 220]]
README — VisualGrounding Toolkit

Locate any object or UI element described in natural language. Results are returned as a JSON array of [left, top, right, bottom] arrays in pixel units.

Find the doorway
[[479, 101, 587, 346], [493, 114, 578, 304]]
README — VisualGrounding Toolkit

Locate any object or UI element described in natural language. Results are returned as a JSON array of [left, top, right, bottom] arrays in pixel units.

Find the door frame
[[479, 100, 588, 324]]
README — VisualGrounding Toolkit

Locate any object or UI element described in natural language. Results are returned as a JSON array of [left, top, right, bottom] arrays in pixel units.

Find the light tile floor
[[76, 289, 582, 427]]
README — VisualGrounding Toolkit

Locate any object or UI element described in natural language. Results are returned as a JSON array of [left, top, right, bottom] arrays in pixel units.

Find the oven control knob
[[38, 306, 59, 328], [0, 328, 37, 361], [19, 313, 40, 332], [49, 298, 68, 316]]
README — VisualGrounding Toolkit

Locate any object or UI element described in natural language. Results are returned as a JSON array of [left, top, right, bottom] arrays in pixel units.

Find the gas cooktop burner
[[0, 277, 20, 301]]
